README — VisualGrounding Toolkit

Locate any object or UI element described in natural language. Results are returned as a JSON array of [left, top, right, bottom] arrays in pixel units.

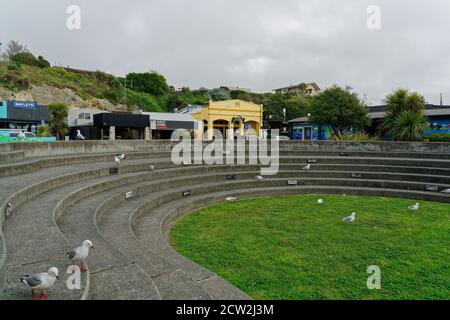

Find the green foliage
[[309, 85, 371, 137], [11, 52, 41, 67], [126, 72, 170, 96], [37, 55, 50, 68], [48, 103, 69, 140], [424, 133, 450, 142], [36, 124, 51, 137], [337, 132, 379, 141], [264, 93, 308, 121], [383, 89, 427, 141]]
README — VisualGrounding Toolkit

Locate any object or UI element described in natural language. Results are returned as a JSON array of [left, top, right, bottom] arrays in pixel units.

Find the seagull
[[5, 202, 12, 217], [76, 130, 85, 140], [408, 203, 420, 211], [226, 196, 237, 201], [342, 212, 356, 222], [115, 153, 126, 161], [149, 165, 155, 171], [20, 267, 59, 300], [17, 130, 25, 141], [441, 189, 450, 194], [255, 175, 264, 181], [317, 199, 324, 204], [114, 155, 122, 164], [302, 164, 311, 170], [66, 240, 95, 273]]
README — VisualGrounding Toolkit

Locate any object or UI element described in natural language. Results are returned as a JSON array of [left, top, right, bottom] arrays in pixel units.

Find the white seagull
[[115, 153, 126, 161], [302, 164, 311, 170], [408, 203, 420, 211], [20, 267, 59, 300], [226, 196, 238, 201], [255, 175, 264, 181], [317, 199, 324, 204], [66, 240, 95, 272], [441, 188, 450, 194], [17, 130, 25, 141], [76, 130, 86, 140], [342, 212, 356, 222]]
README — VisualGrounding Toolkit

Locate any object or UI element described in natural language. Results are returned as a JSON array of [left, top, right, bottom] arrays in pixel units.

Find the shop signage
[[12, 100, 37, 109], [156, 120, 168, 129]]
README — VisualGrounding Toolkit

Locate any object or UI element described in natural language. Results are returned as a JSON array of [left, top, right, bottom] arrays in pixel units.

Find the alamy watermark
[[367, 265, 381, 290], [66, 5, 81, 30], [367, 5, 381, 30], [171, 128, 280, 176]]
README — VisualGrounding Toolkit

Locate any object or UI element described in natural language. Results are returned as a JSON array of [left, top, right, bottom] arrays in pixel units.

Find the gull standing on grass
[[342, 212, 356, 222], [408, 203, 420, 211], [66, 240, 95, 272], [20, 267, 59, 300]]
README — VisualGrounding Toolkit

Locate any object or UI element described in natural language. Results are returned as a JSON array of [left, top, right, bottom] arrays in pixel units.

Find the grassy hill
[[0, 60, 206, 112]]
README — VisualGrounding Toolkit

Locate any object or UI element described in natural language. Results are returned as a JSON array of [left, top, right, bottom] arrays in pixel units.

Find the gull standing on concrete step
[[20, 267, 59, 300], [76, 130, 86, 140], [302, 164, 311, 170], [441, 189, 450, 194], [342, 212, 356, 222], [255, 175, 264, 181], [66, 240, 94, 272], [408, 203, 420, 211]]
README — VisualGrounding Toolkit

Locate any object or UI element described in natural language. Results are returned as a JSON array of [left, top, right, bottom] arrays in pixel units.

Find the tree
[[309, 85, 371, 138], [382, 89, 427, 141], [1, 40, 28, 61], [48, 103, 69, 140], [263, 93, 308, 122], [126, 72, 170, 96]]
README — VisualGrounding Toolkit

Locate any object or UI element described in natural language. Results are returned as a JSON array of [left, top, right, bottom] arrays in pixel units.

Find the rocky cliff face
[[0, 85, 127, 111]]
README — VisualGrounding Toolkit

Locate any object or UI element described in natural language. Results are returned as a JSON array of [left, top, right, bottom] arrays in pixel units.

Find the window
[[78, 112, 91, 120]]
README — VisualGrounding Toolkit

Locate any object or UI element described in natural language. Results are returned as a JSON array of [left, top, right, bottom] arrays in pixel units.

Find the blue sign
[[12, 100, 37, 109], [0, 101, 7, 119]]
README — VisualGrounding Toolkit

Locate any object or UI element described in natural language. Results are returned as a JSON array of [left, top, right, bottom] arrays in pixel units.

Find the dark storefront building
[[92, 112, 150, 140], [0, 100, 50, 133]]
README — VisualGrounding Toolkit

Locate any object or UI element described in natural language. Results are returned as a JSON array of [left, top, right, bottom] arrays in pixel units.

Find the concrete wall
[[1, 140, 450, 158]]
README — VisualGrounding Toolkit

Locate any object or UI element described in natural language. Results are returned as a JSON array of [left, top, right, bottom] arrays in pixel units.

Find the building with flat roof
[[0, 100, 50, 134], [274, 82, 321, 96]]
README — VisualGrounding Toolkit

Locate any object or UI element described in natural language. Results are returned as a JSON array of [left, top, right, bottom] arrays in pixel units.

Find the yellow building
[[192, 100, 263, 140]]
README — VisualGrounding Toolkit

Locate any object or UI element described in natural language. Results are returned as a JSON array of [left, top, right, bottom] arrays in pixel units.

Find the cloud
[[0, 0, 449, 104]]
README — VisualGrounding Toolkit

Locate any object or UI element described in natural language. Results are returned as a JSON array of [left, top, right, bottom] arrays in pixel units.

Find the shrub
[[424, 133, 450, 142], [37, 55, 50, 68], [37, 124, 51, 137], [11, 52, 40, 67], [337, 132, 380, 141]]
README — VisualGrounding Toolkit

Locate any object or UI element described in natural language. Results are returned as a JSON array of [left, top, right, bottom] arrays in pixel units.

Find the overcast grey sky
[[1, 0, 449, 104]]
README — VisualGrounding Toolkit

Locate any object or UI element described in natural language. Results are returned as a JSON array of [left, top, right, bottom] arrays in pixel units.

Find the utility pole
[[440, 92, 443, 107]]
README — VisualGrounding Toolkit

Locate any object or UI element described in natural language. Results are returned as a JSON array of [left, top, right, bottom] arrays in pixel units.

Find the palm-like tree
[[382, 89, 427, 141], [48, 103, 69, 140]]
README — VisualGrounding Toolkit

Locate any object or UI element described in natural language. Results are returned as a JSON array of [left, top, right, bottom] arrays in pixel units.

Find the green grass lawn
[[170, 195, 450, 300]]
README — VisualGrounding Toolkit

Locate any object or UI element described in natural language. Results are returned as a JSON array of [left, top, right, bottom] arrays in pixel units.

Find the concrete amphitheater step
[[0, 151, 25, 164], [0, 151, 173, 177], [0, 166, 168, 300], [96, 169, 450, 299]]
